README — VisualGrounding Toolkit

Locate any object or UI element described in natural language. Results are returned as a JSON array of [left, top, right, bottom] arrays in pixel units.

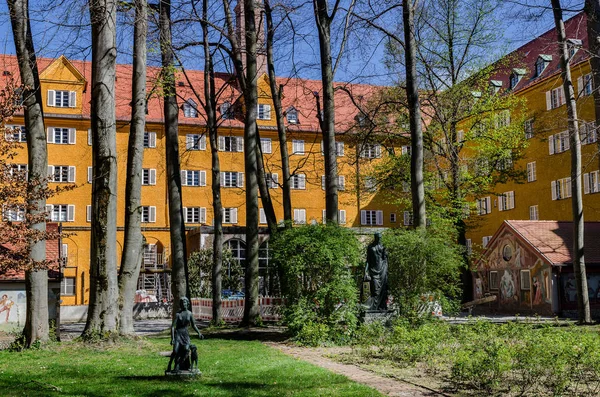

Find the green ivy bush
[[188, 248, 242, 298], [270, 224, 361, 345]]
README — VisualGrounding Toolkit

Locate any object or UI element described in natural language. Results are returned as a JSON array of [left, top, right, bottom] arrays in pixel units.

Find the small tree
[[188, 248, 242, 299]]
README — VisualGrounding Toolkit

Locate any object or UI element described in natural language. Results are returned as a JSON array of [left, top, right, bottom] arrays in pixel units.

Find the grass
[[0, 335, 381, 397]]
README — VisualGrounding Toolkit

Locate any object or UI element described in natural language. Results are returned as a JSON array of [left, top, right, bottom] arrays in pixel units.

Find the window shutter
[[181, 170, 187, 186], [376, 210, 384, 226], [46, 204, 53, 220], [47, 127, 54, 143], [578, 76, 584, 96], [320, 140, 324, 155], [231, 208, 238, 224], [559, 86, 565, 105], [88, 167, 93, 183], [150, 169, 156, 185], [199, 135, 206, 150], [68, 128, 76, 144], [259, 208, 266, 224], [149, 206, 156, 223], [508, 191, 515, 209], [219, 172, 224, 186], [546, 91, 552, 110], [69, 91, 76, 108], [272, 173, 278, 188], [584, 173, 590, 194], [68, 166, 76, 183], [322, 210, 327, 224], [183, 207, 188, 222], [549, 134, 555, 154], [360, 210, 367, 225], [86, 205, 92, 222], [149, 132, 156, 148], [200, 207, 206, 223], [87, 129, 92, 145], [186, 135, 194, 149], [551, 181, 557, 200], [321, 175, 326, 190], [237, 172, 244, 187], [48, 165, 54, 180], [375, 144, 382, 158], [338, 175, 345, 190], [300, 209, 306, 223], [218, 136, 225, 151], [265, 105, 271, 119], [486, 197, 492, 214], [566, 177, 572, 196], [498, 195, 505, 212], [337, 142, 344, 156], [261, 138, 272, 154], [237, 137, 244, 152], [47, 90, 55, 106], [339, 210, 346, 224], [67, 205, 75, 222], [404, 211, 411, 225], [200, 171, 206, 186], [299, 174, 306, 189]]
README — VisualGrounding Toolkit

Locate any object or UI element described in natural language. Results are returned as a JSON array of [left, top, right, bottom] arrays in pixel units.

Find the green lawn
[[0, 336, 381, 397]]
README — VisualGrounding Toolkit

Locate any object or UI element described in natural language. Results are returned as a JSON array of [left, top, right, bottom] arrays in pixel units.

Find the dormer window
[[48, 90, 76, 108], [489, 80, 502, 95], [220, 101, 233, 119], [183, 99, 198, 118], [286, 107, 298, 124], [509, 69, 526, 90], [567, 39, 582, 59], [257, 104, 271, 120], [535, 55, 552, 77]]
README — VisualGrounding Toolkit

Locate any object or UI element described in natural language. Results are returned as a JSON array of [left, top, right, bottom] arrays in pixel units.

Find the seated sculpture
[[166, 297, 203, 374]]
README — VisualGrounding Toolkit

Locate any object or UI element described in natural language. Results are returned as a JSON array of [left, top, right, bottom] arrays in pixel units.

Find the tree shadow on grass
[[202, 328, 291, 343]]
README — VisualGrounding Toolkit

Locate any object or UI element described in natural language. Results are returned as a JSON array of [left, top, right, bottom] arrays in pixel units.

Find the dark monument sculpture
[[363, 232, 389, 311], [166, 297, 203, 375]]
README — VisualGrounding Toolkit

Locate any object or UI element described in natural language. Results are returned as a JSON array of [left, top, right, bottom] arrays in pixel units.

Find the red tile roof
[[505, 220, 600, 266]]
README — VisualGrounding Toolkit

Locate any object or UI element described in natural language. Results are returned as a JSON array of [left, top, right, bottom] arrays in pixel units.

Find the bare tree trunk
[[242, 0, 261, 326], [265, 0, 291, 224], [313, 0, 338, 225], [118, 0, 147, 335], [255, 125, 278, 232], [552, 0, 591, 324], [8, 0, 49, 346], [201, 0, 223, 325], [403, 0, 426, 229], [160, 0, 189, 314], [84, 0, 119, 337]]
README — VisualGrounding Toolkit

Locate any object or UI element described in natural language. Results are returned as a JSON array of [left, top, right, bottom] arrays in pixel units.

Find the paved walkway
[[59, 318, 172, 339]]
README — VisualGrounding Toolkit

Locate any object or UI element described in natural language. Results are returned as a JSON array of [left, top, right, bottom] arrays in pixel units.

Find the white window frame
[[183, 207, 206, 224], [47, 90, 76, 108], [186, 134, 206, 150], [260, 138, 272, 154], [5, 125, 26, 142], [529, 205, 539, 220], [142, 168, 157, 186], [218, 136, 243, 152], [293, 208, 306, 224], [183, 99, 198, 118], [258, 104, 271, 120], [403, 211, 413, 226], [181, 170, 207, 187], [49, 204, 75, 222], [498, 191, 515, 211], [265, 173, 278, 189], [477, 197, 492, 215], [584, 170, 600, 194], [360, 143, 381, 159], [360, 210, 383, 226], [291, 174, 306, 190], [141, 206, 157, 223], [322, 209, 346, 224], [390, 213, 397, 223], [549, 131, 570, 155], [143, 132, 157, 148], [580, 121, 597, 145], [220, 102, 233, 119], [223, 208, 238, 224], [286, 107, 298, 124], [292, 140, 305, 155], [47, 127, 76, 145], [49, 165, 76, 183], [3, 206, 25, 222], [221, 171, 244, 188], [546, 87, 565, 110], [61, 277, 76, 296], [551, 177, 572, 200], [527, 161, 536, 182], [524, 119, 534, 139]]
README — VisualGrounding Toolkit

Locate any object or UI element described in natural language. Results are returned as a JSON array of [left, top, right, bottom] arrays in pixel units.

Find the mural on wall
[[0, 291, 25, 327], [560, 273, 600, 306]]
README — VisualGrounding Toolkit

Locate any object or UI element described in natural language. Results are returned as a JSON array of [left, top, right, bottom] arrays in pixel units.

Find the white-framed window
[[364, 176, 376, 192], [221, 171, 244, 188], [47, 90, 76, 108], [87, 167, 93, 183], [142, 168, 156, 186], [186, 134, 206, 150], [183, 207, 206, 223], [292, 140, 304, 155], [47, 127, 76, 144], [260, 138, 272, 154], [286, 107, 298, 124], [549, 131, 570, 154], [320, 175, 345, 190], [482, 236, 492, 248], [258, 104, 271, 120], [489, 270, 499, 289], [291, 174, 306, 190], [535, 56, 550, 77], [87, 129, 92, 145], [360, 210, 383, 226], [524, 119, 534, 139], [584, 170, 600, 194], [293, 208, 306, 224], [181, 170, 207, 187], [10, 163, 27, 178], [220, 101, 233, 119], [322, 209, 346, 224], [223, 208, 238, 224], [48, 165, 76, 183], [520, 269, 531, 290], [403, 211, 413, 226], [86, 205, 92, 222], [580, 121, 597, 145], [509, 72, 521, 89], [141, 206, 156, 223], [5, 125, 26, 142], [546, 86, 565, 110], [578, 73, 593, 96], [218, 136, 243, 152], [529, 205, 539, 220], [183, 99, 198, 118], [498, 191, 515, 211], [360, 143, 381, 159], [401, 145, 411, 156], [320, 141, 345, 156], [551, 177, 572, 200], [265, 173, 278, 189], [3, 206, 25, 222], [143, 132, 157, 148], [48, 204, 75, 222], [61, 277, 76, 296], [466, 239, 472, 255], [527, 162, 536, 182], [477, 197, 492, 215], [259, 208, 267, 224], [390, 213, 397, 223]]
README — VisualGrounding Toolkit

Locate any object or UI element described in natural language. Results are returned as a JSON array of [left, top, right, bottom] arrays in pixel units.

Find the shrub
[[188, 248, 242, 298], [270, 224, 361, 344]]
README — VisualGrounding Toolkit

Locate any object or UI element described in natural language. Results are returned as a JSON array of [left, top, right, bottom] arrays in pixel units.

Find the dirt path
[[265, 343, 443, 397]]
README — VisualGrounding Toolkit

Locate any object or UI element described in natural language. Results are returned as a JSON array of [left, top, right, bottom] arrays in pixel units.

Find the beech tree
[[84, 0, 119, 337], [118, 0, 148, 335], [7, 0, 51, 347], [551, 0, 591, 324]]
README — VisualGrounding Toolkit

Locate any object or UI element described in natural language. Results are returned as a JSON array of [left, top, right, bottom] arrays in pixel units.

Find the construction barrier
[[191, 297, 284, 323]]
